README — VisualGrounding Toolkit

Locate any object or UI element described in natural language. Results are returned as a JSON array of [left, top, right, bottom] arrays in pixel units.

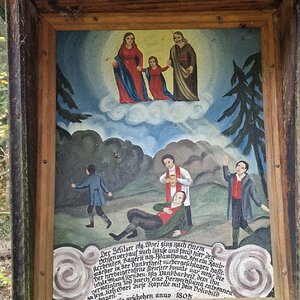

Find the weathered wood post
[[6, 0, 38, 298]]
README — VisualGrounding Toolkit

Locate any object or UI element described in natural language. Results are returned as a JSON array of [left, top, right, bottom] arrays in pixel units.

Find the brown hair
[[161, 154, 175, 166], [122, 32, 137, 47], [148, 56, 159, 67]]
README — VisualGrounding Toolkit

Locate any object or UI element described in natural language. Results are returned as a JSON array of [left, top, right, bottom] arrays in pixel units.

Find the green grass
[[54, 182, 270, 249], [54, 211, 140, 249], [113, 174, 163, 198]]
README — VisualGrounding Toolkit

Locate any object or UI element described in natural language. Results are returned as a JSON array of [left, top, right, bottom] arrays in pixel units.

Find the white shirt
[[235, 173, 245, 181], [160, 165, 193, 206]]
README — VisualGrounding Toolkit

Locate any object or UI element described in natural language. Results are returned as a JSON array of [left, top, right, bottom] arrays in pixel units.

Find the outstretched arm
[[160, 66, 170, 72], [248, 182, 269, 212], [223, 155, 231, 182], [99, 176, 110, 194], [72, 177, 91, 189], [247, 179, 269, 212], [249, 181, 265, 208]]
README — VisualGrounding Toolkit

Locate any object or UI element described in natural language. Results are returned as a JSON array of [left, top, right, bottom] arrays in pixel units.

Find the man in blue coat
[[71, 164, 112, 228], [223, 155, 269, 249]]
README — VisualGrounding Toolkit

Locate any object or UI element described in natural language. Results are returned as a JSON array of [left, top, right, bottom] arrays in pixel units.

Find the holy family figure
[[112, 31, 199, 103]]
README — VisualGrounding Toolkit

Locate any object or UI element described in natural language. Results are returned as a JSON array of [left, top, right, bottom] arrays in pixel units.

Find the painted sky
[[56, 29, 262, 171]]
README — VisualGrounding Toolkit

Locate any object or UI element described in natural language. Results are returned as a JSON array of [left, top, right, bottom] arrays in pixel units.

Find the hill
[[54, 182, 270, 250]]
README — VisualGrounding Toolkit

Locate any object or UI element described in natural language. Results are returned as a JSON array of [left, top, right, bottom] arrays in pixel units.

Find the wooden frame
[[34, 10, 293, 300]]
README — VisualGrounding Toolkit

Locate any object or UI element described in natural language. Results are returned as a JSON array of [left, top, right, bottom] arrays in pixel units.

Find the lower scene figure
[[109, 191, 189, 241]]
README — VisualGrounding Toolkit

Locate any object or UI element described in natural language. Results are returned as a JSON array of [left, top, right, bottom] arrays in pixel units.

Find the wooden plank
[[34, 17, 56, 300], [6, 0, 39, 298], [33, 0, 278, 13], [260, 12, 294, 300], [297, 14, 300, 300], [41, 10, 273, 31], [277, 0, 297, 296]]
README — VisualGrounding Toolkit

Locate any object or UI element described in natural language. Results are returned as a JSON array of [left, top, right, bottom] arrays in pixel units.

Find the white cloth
[[160, 165, 193, 206], [235, 173, 245, 181]]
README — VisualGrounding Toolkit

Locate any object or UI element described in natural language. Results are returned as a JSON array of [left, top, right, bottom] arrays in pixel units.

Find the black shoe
[[127, 230, 138, 239], [86, 222, 94, 228], [106, 220, 112, 229], [109, 233, 119, 241], [109, 230, 128, 241]]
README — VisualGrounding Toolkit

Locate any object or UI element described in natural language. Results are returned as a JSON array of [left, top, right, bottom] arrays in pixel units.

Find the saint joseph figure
[[169, 31, 199, 101]]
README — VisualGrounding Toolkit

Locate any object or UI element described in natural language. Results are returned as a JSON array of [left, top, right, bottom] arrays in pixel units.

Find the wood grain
[[34, 17, 56, 300], [6, 0, 38, 298], [260, 12, 294, 300], [41, 11, 273, 30], [277, 1, 298, 296], [33, 0, 279, 13]]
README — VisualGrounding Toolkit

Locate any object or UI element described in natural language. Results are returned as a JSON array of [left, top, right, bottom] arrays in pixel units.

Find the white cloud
[[99, 95, 116, 112], [98, 93, 214, 125], [147, 102, 169, 125], [108, 105, 128, 121], [67, 114, 159, 155], [126, 104, 150, 125], [165, 102, 191, 123]]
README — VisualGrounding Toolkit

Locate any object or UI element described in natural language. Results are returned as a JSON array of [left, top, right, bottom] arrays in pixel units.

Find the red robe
[[165, 165, 182, 203], [143, 66, 171, 100], [115, 45, 148, 103]]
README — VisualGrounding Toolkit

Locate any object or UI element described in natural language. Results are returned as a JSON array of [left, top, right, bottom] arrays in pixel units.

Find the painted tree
[[56, 64, 91, 124], [218, 52, 268, 198]]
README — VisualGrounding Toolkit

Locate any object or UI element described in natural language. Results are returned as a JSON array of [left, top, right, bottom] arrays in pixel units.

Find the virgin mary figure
[[112, 32, 152, 104]]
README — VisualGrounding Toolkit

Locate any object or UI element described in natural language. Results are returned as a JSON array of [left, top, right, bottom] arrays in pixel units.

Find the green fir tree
[[218, 52, 267, 198], [56, 64, 91, 124]]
